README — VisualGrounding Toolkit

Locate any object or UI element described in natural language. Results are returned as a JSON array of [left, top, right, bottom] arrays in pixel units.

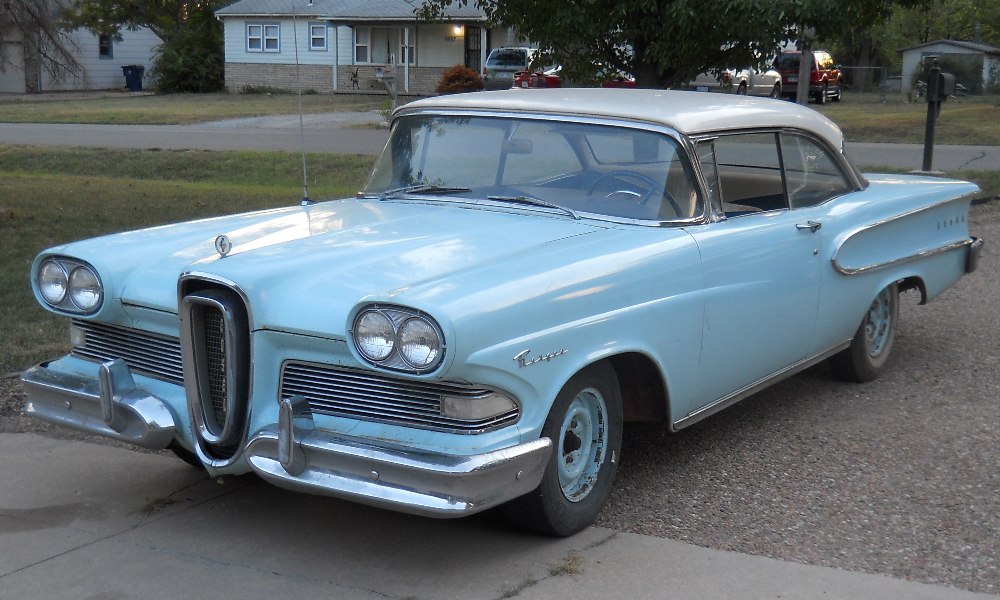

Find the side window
[[713, 133, 785, 216], [695, 141, 722, 215], [98, 34, 113, 59], [780, 134, 853, 208]]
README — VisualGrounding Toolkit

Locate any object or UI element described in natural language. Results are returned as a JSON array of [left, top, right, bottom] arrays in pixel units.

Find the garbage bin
[[121, 65, 145, 92]]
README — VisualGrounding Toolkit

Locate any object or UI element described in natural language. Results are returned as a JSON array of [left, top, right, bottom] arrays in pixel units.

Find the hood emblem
[[214, 235, 233, 258], [514, 348, 568, 368]]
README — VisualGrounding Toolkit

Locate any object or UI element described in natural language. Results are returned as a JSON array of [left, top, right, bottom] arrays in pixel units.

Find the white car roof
[[399, 89, 845, 150]]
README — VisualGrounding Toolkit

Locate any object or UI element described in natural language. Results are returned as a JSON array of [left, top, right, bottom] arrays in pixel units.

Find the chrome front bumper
[[244, 396, 553, 518], [21, 359, 177, 449]]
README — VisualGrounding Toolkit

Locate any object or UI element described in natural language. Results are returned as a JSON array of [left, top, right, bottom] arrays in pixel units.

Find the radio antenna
[[291, 0, 314, 206]]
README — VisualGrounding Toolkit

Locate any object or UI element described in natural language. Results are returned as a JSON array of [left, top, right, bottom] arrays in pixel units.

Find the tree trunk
[[634, 61, 675, 89], [854, 35, 874, 91], [23, 27, 40, 93]]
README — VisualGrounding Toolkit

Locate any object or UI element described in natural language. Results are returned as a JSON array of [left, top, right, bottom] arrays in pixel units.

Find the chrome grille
[[203, 307, 228, 429], [71, 319, 183, 384], [280, 362, 519, 434]]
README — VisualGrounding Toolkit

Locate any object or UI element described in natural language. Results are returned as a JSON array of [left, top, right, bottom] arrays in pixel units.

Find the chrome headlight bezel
[[350, 305, 446, 374], [35, 257, 104, 315]]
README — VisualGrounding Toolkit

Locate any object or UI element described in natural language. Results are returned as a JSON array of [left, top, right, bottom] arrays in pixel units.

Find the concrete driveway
[[2, 115, 999, 172], [0, 433, 989, 600]]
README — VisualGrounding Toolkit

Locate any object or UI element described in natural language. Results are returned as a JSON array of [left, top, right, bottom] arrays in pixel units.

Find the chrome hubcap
[[557, 388, 607, 502], [865, 288, 893, 357]]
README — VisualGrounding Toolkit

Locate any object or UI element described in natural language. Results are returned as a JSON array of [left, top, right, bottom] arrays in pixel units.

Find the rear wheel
[[815, 82, 828, 105], [501, 362, 623, 536], [831, 81, 843, 102], [829, 283, 899, 382]]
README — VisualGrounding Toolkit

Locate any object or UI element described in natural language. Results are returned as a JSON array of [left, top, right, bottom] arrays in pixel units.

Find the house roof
[[215, 0, 487, 20], [897, 39, 1000, 55], [398, 89, 846, 151]]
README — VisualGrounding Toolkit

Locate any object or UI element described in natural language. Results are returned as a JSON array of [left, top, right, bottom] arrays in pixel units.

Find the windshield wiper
[[368, 184, 472, 200], [487, 195, 579, 220]]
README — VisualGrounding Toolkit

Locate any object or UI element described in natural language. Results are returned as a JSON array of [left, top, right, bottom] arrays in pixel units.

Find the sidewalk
[[0, 433, 989, 600]]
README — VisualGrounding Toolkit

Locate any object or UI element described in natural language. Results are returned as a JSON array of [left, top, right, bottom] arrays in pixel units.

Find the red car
[[601, 76, 635, 89], [772, 50, 842, 104], [513, 66, 562, 89]]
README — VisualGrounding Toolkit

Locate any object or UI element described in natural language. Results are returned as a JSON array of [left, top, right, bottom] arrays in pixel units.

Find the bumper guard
[[21, 359, 177, 449], [244, 395, 553, 517]]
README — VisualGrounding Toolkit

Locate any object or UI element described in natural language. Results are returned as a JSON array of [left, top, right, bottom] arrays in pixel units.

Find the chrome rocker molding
[[673, 340, 852, 431], [243, 396, 553, 517], [21, 359, 176, 449]]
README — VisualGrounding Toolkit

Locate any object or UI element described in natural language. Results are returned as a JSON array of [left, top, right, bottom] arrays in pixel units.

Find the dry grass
[[815, 94, 1000, 145], [0, 92, 387, 125]]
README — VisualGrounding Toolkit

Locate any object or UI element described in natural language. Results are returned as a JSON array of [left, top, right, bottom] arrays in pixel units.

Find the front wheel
[[501, 362, 623, 536], [829, 282, 899, 382], [735, 82, 748, 96], [770, 83, 782, 99]]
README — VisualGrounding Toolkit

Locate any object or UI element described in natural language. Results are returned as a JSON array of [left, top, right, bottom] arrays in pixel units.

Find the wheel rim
[[557, 387, 608, 503], [865, 288, 893, 357], [736, 84, 747, 95]]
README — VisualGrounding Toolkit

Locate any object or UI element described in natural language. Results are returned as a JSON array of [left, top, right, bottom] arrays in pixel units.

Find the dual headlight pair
[[353, 307, 444, 373], [36, 258, 104, 314]]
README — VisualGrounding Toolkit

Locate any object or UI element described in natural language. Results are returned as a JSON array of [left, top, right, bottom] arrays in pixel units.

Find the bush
[[150, 16, 225, 93], [435, 65, 484, 94]]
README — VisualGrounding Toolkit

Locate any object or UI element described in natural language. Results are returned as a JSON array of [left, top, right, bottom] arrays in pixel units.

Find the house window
[[354, 27, 369, 63], [310, 24, 327, 51], [354, 26, 415, 65], [247, 22, 279, 53], [98, 34, 113, 59]]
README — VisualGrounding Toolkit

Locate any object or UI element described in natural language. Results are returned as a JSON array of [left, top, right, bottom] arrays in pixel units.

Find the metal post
[[403, 27, 409, 93], [921, 58, 941, 172]]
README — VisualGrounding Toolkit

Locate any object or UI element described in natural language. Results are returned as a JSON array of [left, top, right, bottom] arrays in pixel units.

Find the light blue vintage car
[[23, 90, 983, 536]]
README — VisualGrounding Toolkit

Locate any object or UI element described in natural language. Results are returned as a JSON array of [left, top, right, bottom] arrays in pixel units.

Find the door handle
[[796, 220, 822, 232]]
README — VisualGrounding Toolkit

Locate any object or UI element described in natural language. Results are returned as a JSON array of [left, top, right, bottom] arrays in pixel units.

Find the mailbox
[[928, 71, 956, 102]]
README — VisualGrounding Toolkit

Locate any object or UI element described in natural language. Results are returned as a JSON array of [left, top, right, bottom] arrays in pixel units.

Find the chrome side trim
[[830, 193, 976, 276], [21, 361, 177, 449], [245, 424, 553, 518], [673, 341, 851, 431], [832, 238, 974, 276]]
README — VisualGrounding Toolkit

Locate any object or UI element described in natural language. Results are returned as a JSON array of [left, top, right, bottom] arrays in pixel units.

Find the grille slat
[[71, 320, 184, 384], [203, 307, 229, 430], [280, 362, 519, 434]]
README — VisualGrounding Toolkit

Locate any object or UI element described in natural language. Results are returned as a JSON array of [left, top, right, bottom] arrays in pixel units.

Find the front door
[[684, 132, 824, 416], [464, 26, 482, 72]]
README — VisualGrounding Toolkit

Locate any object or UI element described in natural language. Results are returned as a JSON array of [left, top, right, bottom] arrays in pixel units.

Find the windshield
[[362, 115, 703, 221], [486, 49, 527, 67]]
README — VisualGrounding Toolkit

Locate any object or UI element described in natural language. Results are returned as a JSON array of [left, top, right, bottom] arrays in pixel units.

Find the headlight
[[38, 260, 68, 305], [352, 306, 446, 373], [398, 317, 441, 368], [354, 310, 395, 361], [69, 266, 103, 311]]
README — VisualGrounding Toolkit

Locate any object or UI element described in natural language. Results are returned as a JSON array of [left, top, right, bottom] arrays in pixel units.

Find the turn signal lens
[[69, 266, 103, 312], [441, 392, 517, 421], [355, 311, 395, 361], [38, 260, 68, 305], [398, 317, 441, 368]]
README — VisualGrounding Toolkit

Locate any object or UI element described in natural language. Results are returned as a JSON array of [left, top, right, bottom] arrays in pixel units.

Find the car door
[[683, 132, 825, 416]]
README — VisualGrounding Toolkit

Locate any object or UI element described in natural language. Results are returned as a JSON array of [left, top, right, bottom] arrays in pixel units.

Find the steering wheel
[[586, 170, 682, 217]]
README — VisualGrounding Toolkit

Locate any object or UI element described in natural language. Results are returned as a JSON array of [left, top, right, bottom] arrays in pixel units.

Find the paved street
[[0, 433, 990, 600], [2, 115, 999, 171]]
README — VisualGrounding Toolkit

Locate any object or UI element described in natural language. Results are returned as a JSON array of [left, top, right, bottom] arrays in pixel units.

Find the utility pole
[[796, 26, 815, 105]]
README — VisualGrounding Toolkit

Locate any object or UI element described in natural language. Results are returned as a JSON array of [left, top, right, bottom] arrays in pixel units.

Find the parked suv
[[483, 47, 537, 90], [773, 50, 842, 104]]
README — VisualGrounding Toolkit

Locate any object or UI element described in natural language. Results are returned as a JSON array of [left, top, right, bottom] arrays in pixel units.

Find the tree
[[420, 0, 912, 89], [0, 0, 80, 92], [62, 0, 227, 92]]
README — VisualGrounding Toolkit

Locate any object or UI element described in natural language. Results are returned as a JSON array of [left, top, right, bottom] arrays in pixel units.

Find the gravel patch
[[597, 201, 1000, 595]]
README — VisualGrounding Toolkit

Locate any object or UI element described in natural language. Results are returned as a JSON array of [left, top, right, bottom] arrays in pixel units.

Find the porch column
[[404, 26, 410, 92]]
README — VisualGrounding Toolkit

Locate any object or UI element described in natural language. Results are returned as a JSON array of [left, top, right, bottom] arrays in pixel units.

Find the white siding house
[[0, 27, 160, 93], [899, 39, 1000, 93], [215, 0, 515, 95]]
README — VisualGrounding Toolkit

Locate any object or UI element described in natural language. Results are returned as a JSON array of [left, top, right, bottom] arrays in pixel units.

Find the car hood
[[61, 198, 606, 336]]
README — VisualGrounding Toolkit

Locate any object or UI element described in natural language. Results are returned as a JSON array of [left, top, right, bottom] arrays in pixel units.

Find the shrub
[[151, 19, 225, 93], [435, 65, 484, 94]]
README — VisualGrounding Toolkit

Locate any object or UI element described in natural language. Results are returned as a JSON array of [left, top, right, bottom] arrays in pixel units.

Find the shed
[[899, 39, 1000, 93]]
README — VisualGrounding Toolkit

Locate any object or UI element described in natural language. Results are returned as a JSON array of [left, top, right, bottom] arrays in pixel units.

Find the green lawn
[[0, 147, 375, 372], [0, 92, 387, 125], [814, 94, 1000, 146]]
